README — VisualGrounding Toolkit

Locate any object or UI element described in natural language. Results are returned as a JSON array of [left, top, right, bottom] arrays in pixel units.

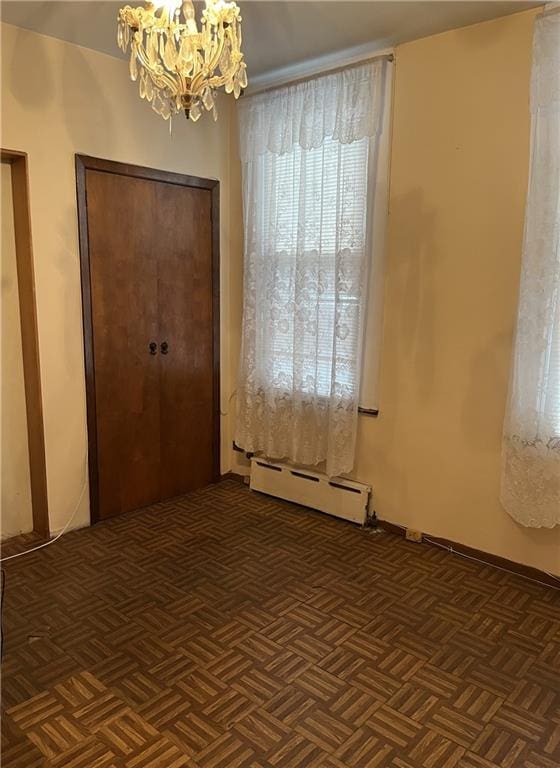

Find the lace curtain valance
[[238, 61, 385, 162]]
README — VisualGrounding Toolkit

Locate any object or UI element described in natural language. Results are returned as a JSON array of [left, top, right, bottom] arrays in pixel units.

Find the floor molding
[[377, 519, 560, 589], [220, 471, 247, 483], [230, 472, 560, 589]]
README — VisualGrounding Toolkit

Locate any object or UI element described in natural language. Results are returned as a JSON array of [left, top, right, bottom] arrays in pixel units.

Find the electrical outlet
[[405, 528, 423, 543]]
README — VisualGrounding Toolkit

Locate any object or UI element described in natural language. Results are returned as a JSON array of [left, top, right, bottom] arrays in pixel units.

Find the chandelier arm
[[206, 75, 228, 90], [190, 26, 227, 95], [208, 24, 228, 72], [176, 72, 188, 96], [136, 42, 179, 94]]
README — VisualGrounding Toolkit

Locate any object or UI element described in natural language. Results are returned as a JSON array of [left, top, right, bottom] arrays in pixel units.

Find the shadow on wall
[[52, 216, 87, 384], [353, 188, 438, 507], [386, 186, 439, 408], [461, 329, 513, 453], [454, 9, 526, 53], [61, 43, 115, 150], [8, 23, 54, 109], [7, 22, 115, 150]]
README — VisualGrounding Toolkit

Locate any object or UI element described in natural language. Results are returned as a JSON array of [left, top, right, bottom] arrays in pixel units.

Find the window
[[236, 59, 391, 475]]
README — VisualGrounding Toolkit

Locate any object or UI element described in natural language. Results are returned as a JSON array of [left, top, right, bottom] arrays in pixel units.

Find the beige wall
[[355, 8, 560, 576], [3, 11, 558, 575], [1, 160, 34, 539], [1, 22, 243, 533], [232, 9, 560, 575]]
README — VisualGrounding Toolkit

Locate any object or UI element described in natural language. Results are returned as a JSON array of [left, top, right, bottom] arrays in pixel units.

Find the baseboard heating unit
[[249, 458, 371, 525]]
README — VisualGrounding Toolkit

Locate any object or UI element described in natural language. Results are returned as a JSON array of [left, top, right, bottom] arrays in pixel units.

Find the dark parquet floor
[[1, 478, 559, 768]]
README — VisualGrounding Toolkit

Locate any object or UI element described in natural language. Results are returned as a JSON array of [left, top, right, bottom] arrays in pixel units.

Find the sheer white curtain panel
[[236, 60, 387, 476], [501, 10, 560, 527]]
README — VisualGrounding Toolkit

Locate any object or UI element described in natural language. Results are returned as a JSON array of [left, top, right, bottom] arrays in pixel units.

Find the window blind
[[260, 136, 370, 399]]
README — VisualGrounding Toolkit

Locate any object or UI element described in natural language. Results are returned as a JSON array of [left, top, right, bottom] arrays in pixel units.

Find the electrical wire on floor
[[0, 235, 92, 566], [0, 459, 88, 564], [423, 535, 560, 591], [0, 448, 87, 662]]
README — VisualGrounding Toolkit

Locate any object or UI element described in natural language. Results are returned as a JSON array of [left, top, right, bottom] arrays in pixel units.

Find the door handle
[[160, 341, 169, 355], [149, 341, 157, 355]]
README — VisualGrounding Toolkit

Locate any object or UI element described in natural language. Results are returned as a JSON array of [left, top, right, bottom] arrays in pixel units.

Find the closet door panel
[[78, 157, 220, 522], [86, 170, 161, 519], [156, 182, 215, 498]]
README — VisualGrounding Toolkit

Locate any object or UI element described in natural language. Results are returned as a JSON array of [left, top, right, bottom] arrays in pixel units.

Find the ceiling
[[0, 1, 542, 85]]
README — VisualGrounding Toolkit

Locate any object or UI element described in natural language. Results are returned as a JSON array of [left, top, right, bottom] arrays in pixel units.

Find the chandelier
[[117, 0, 247, 122]]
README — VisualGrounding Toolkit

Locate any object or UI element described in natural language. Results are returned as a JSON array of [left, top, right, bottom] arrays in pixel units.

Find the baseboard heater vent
[[250, 458, 371, 525]]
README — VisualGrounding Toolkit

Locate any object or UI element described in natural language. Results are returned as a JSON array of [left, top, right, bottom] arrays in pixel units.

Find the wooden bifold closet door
[[76, 156, 220, 522]]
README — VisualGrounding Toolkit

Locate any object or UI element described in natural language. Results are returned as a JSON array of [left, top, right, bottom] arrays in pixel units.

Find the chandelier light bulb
[[117, 0, 248, 122], [150, 0, 181, 13]]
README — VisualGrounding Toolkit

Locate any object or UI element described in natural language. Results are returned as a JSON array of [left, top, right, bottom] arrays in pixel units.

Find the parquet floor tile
[[1, 479, 559, 767]]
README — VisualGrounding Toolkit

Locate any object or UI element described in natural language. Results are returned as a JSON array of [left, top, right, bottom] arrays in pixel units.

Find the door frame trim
[[75, 154, 221, 524], [1, 149, 50, 539]]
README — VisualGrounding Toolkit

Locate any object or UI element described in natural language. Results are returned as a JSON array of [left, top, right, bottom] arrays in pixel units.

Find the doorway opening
[[1, 150, 49, 541]]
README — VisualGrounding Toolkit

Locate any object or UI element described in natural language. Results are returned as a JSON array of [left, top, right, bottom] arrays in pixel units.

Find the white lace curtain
[[501, 9, 560, 527], [235, 61, 386, 476]]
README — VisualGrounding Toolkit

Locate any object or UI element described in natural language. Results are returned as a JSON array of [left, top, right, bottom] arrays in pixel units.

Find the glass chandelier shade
[[117, 0, 248, 122]]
